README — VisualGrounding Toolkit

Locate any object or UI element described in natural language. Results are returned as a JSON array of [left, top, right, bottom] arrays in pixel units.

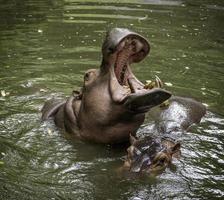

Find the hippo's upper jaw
[[101, 28, 171, 113]]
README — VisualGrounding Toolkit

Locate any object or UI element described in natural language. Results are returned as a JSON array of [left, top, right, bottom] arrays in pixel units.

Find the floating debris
[[21, 81, 33, 88], [138, 15, 148, 22], [1, 90, 6, 97], [47, 128, 53, 135], [202, 103, 209, 107], [1, 90, 10, 97], [144, 76, 163, 89], [40, 88, 47, 92], [164, 82, 173, 87], [160, 100, 170, 108]]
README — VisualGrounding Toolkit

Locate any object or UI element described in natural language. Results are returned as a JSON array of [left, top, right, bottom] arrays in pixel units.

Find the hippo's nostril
[[84, 73, 90, 81], [157, 157, 166, 166]]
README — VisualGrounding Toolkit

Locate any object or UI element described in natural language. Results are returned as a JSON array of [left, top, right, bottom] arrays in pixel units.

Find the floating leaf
[[164, 82, 173, 87], [1, 90, 6, 97], [47, 128, 52, 135], [40, 88, 47, 92]]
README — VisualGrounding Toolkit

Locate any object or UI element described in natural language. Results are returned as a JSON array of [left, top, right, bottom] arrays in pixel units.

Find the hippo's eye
[[159, 157, 166, 165], [107, 47, 114, 54], [84, 73, 90, 81]]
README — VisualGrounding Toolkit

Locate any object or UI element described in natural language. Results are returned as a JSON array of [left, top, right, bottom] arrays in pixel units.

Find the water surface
[[0, 0, 224, 199]]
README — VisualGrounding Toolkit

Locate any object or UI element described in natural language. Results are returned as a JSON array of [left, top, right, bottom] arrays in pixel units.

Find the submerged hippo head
[[122, 135, 181, 175]]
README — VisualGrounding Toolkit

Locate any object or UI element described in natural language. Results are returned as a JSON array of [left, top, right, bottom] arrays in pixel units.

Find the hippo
[[120, 134, 181, 175], [42, 28, 171, 143], [42, 28, 206, 144], [120, 95, 206, 175]]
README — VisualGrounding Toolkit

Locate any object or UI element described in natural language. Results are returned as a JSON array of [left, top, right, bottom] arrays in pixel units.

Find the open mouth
[[113, 35, 149, 92], [104, 28, 171, 111]]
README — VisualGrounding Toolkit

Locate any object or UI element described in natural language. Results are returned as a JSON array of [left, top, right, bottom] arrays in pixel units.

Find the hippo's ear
[[129, 134, 137, 145], [170, 143, 181, 158]]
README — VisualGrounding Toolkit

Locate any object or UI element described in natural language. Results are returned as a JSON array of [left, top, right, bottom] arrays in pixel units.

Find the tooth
[[135, 39, 143, 53], [155, 75, 163, 88]]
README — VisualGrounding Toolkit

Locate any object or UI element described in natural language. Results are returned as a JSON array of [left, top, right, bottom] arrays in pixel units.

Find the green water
[[0, 0, 224, 199]]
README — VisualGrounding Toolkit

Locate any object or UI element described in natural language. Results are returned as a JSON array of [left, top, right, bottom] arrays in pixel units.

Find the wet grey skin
[[41, 28, 206, 144], [150, 96, 206, 134], [122, 98, 206, 175]]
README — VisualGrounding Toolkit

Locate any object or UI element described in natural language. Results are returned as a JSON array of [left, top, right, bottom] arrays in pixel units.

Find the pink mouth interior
[[114, 38, 139, 86], [113, 36, 149, 94], [114, 51, 129, 86]]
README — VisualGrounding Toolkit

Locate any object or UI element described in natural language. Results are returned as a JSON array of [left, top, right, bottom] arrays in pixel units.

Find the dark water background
[[0, 0, 224, 199]]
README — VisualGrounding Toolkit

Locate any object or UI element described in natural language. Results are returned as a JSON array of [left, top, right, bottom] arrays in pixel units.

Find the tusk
[[155, 75, 163, 88]]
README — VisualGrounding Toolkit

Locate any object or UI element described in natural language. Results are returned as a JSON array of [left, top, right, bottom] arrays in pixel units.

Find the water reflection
[[0, 0, 224, 199]]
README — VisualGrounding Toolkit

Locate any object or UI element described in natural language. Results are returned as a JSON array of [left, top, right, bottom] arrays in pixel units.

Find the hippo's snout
[[123, 135, 181, 175]]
